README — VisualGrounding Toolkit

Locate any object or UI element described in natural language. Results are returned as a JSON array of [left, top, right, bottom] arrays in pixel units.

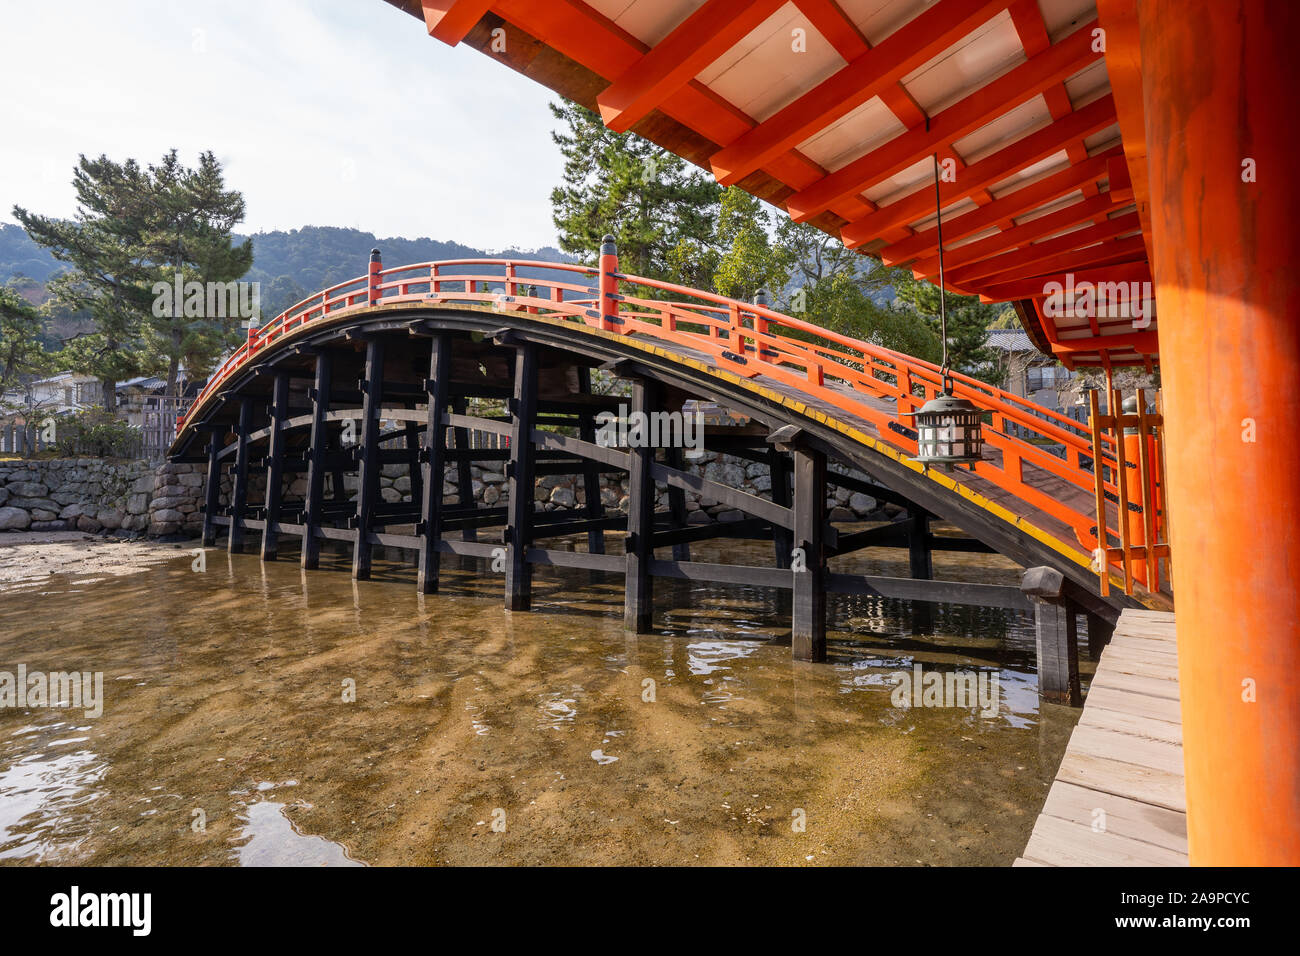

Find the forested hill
[[240, 225, 570, 291], [0, 222, 570, 312]]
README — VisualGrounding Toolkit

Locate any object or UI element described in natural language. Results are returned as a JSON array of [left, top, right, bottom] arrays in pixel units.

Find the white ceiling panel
[[796, 96, 907, 172], [1037, 0, 1099, 43], [862, 153, 933, 204], [837, 0, 936, 46], [899, 10, 1025, 114], [696, 2, 843, 121], [953, 95, 1052, 162], [584, 0, 707, 46]]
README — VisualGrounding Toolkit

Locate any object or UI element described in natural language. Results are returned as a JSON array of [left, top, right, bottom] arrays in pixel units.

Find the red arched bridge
[[169, 249, 1172, 699]]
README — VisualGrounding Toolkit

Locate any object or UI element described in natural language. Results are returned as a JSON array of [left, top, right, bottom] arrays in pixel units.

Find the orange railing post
[[368, 248, 382, 307], [598, 235, 618, 333]]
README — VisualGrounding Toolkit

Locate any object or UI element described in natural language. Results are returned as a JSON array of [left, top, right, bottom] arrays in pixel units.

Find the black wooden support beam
[[227, 397, 253, 554], [1086, 614, 1115, 661], [576, 366, 607, 557], [260, 370, 290, 561], [202, 430, 221, 548], [652, 517, 770, 548], [624, 377, 658, 632], [418, 332, 451, 593], [664, 444, 691, 562], [828, 521, 909, 555], [505, 343, 538, 611], [301, 351, 332, 570], [769, 444, 792, 569], [352, 339, 384, 579], [450, 395, 478, 545], [907, 509, 933, 580], [1021, 566, 1082, 706], [792, 443, 828, 662]]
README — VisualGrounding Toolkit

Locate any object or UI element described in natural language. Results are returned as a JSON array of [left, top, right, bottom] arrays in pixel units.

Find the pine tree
[[0, 283, 50, 396], [14, 150, 253, 403], [136, 150, 253, 396], [14, 155, 155, 409], [711, 187, 791, 302], [548, 102, 720, 281], [892, 272, 1001, 380]]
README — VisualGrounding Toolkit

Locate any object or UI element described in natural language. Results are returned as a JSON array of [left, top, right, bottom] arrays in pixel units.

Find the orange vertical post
[[368, 248, 382, 307], [1138, 0, 1300, 864], [598, 235, 618, 333], [1120, 394, 1148, 587]]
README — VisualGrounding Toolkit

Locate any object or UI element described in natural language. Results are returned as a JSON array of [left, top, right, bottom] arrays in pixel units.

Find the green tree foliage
[[774, 219, 940, 360], [13, 150, 252, 403], [0, 283, 50, 395], [137, 150, 254, 395], [548, 101, 720, 281], [711, 188, 790, 301], [13, 155, 160, 408], [260, 274, 309, 322], [892, 272, 1003, 380]]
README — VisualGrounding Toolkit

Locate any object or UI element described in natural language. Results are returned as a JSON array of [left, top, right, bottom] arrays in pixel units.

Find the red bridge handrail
[[182, 255, 1124, 561]]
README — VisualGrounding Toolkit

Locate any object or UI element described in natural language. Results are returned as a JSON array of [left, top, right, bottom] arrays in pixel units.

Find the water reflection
[[0, 531, 1084, 866], [233, 792, 362, 867]]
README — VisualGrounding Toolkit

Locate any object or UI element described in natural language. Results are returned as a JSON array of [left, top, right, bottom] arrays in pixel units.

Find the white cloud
[[0, 0, 565, 251]]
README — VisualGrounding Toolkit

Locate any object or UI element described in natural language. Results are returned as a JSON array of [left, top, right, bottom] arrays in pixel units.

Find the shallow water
[[0, 532, 1084, 865]]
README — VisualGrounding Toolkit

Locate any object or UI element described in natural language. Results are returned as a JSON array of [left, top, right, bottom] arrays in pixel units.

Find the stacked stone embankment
[[0, 451, 902, 540]]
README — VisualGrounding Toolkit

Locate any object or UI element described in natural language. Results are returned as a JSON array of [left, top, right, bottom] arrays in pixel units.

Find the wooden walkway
[[1016, 609, 1188, 866]]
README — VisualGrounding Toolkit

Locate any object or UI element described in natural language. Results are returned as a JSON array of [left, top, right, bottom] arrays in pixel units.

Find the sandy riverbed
[[0, 532, 202, 590]]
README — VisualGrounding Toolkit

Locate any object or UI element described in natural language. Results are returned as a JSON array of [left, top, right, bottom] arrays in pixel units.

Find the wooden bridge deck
[[1016, 609, 1187, 866]]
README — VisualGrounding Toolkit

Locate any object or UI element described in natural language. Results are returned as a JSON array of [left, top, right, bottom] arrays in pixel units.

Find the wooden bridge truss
[[171, 252, 1167, 700]]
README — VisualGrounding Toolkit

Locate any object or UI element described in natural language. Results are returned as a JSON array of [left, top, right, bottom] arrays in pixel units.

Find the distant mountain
[[0, 221, 571, 304], [239, 225, 571, 293], [0, 222, 60, 283]]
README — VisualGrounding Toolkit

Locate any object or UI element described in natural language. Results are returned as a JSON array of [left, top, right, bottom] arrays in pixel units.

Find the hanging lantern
[[907, 392, 984, 466], [905, 151, 984, 468]]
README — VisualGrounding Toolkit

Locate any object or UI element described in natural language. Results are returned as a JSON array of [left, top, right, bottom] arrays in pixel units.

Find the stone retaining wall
[[0, 451, 903, 539]]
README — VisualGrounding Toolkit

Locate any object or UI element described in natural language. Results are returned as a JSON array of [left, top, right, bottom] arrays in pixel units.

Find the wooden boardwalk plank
[[1021, 609, 1188, 865], [1040, 780, 1188, 854], [1023, 814, 1188, 867]]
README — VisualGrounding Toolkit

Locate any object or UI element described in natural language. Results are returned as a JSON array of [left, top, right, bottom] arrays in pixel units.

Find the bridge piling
[[768, 446, 792, 570], [663, 443, 691, 562], [575, 366, 607, 558], [623, 377, 658, 632], [226, 396, 253, 554], [504, 342, 538, 611], [418, 332, 451, 593], [791, 444, 828, 662], [300, 351, 332, 571], [202, 430, 221, 547], [906, 509, 932, 580], [260, 370, 289, 561], [352, 338, 385, 579], [1021, 566, 1082, 706], [450, 395, 477, 551]]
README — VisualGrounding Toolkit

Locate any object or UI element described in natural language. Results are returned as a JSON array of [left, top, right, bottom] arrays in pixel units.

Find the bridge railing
[[182, 254, 1129, 569]]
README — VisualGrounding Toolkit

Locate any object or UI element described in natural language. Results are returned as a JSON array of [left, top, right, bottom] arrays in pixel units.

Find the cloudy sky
[[0, 0, 566, 250]]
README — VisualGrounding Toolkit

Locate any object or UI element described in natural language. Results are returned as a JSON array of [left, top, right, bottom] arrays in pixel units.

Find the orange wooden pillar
[[1139, 0, 1300, 864]]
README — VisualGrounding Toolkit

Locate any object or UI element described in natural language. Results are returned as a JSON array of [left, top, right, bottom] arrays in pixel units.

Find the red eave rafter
[[880, 147, 1122, 266], [596, 0, 788, 134], [840, 93, 1117, 247], [980, 258, 1152, 300], [948, 211, 1142, 287], [420, 0, 493, 46], [708, 0, 1008, 187], [913, 191, 1131, 278], [785, 18, 1102, 222], [977, 235, 1149, 295], [493, 0, 872, 223]]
